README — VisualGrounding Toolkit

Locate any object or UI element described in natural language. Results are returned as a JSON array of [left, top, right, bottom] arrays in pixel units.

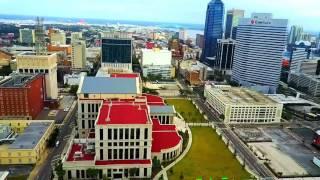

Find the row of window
[[18, 68, 49, 74], [68, 168, 148, 179], [99, 148, 148, 160], [100, 141, 148, 147], [81, 103, 100, 113], [99, 128, 148, 141]]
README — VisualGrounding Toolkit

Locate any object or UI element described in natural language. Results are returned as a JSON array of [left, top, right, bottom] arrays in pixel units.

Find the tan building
[[49, 29, 66, 45], [71, 32, 83, 43], [0, 49, 13, 68], [71, 41, 86, 70], [204, 84, 283, 124], [16, 52, 58, 100], [0, 120, 54, 165]]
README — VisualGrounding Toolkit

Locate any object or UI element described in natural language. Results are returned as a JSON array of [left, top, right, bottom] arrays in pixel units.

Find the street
[[36, 103, 77, 180]]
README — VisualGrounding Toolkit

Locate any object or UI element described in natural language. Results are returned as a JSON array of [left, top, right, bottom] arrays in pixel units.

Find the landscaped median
[[167, 127, 251, 180]]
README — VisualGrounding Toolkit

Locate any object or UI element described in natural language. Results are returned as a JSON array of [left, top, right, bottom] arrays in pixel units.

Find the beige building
[[71, 41, 86, 69], [71, 32, 83, 43], [204, 84, 283, 124], [0, 120, 54, 165], [50, 29, 66, 45], [16, 52, 58, 100]]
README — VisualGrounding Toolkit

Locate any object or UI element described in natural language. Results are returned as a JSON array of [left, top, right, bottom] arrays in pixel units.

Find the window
[[143, 148, 147, 159], [130, 149, 134, 159], [81, 104, 85, 113], [125, 128, 129, 139], [76, 170, 80, 179], [119, 149, 123, 159], [88, 104, 91, 112], [119, 142, 123, 146], [81, 170, 85, 178], [82, 120, 85, 129], [136, 128, 140, 139], [144, 128, 148, 139], [107, 169, 111, 177], [108, 129, 112, 140], [135, 148, 139, 159], [125, 149, 129, 159], [68, 171, 72, 179], [100, 129, 103, 140], [130, 129, 134, 139], [100, 149, 104, 160], [114, 129, 118, 140], [84, 94, 89, 98], [119, 129, 123, 139], [100, 142, 103, 147], [108, 149, 112, 159], [113, 149, 118, 159], [144, 168, 147, 177], [45, 69, 49, 73]]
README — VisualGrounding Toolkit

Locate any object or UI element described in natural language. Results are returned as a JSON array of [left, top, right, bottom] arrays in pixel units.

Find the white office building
[[232, 13, 288, 94]]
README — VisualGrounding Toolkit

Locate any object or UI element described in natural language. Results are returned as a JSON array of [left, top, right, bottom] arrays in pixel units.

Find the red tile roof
[[95, 159, 151, 165], [67, 144, 95, 161], [152, 131, 182, 153], [152, 119, 176, 131], [110, 73, 139, 78], [96, 101, 149, 125], [143, 93, 165, 105]]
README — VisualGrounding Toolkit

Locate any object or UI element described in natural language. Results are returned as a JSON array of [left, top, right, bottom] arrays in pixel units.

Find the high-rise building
[[288, 25, 303, 44], [101, 32, 133, 73], [225, 9, 244, 39], [71, 32, 83, 43], [49, 29, 66, 45], [16, 52, 58, 100], [202, 0, 224, 66], [179, 28, 188, 42], [232, 13, 288, 94], [196, 34, 204, 49], [215, 39, 236, 75], [19, 28, 35, 45], [71, 41, 86, 69]]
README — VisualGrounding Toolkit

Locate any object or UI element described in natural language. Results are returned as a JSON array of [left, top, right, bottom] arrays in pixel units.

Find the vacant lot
[[166, 99, 205, 123], [168, 127, 251, 180]]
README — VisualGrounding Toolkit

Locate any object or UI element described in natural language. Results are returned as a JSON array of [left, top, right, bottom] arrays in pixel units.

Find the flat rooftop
[[0, 74, 39, 88], [8, 122, 51, 149], [110, 73, 139, 78], [209, 87, 277, 105], [67, 144, 95, 161], [149, 105, 175, 114], [80, 77, 138, 94], [96, 101, 149, 125], [142, 93, 165, 106]]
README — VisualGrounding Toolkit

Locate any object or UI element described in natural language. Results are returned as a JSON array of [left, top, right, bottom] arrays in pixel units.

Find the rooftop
[[96, 101, 149, 125], [149, 105, 175, 114], [67, 144, 95, 161], [110, 73, 139, 78], [8, 122, 51, 149], [207, 86, 277, 105], [152, 119, 176, 132], [80, 77, 138, 94], [142, 93, 165, 105], [0, 74, 40, 88]]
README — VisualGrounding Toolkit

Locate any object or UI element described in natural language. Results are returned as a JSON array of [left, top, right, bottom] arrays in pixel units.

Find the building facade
[[16, 52, 58, 100], [101, 33, 133, 73], [204, 84, 283, 124], [225, 9, 244, 39], [49, 29, 66, 45], [71, 32, 83, 43], [0, 74, 45, 120], [288, 72, 320, 97], [288, 25, 303, 44], [19, 28, 35, 45], [71, 41, 87, 70], [215, 39, 236, 75], [232, 13, 288, 94], [202, 0, 224, 66], [0, 120, 54, 165], [196, 34, 204, 49]]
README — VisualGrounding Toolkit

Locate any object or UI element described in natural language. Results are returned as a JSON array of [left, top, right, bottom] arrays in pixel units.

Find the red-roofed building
[[62, 76, 182, 179]]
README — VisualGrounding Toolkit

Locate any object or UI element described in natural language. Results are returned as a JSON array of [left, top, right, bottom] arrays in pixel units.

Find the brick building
[[0, 74, 45, 119]]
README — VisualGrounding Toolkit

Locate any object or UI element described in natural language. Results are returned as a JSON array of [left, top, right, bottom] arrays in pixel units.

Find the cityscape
[[0, 0, 320, 180]]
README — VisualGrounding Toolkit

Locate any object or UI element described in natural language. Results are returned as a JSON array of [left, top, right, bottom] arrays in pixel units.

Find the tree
[[47, 128, 59, 148], [69, 85, 79, 95], [180, 172, 184, 180], [86, 168, 99, 179], [219, 114, 225, 120], [152, 157, 161, 171], [54, 160, 65, 180]]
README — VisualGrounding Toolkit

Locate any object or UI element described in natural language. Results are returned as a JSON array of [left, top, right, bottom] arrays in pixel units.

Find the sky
[[0, 0, 319, 31]]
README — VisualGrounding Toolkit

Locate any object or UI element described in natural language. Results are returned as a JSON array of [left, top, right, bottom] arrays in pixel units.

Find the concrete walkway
[[153, 124, 193, 180]]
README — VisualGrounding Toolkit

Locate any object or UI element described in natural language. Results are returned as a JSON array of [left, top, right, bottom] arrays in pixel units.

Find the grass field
[[165, 99, 206, 123], [168, 127, 251, 180]]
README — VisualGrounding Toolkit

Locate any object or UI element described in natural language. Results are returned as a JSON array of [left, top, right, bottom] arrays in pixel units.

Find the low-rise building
[[0, 73, 45, 120], [204, 84, 283, 124], [0, 120, 54, 165], [63, 72, 87, 86], [288, 72, 320, 96]]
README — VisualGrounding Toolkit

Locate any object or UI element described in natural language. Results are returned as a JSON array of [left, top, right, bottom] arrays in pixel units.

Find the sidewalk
[[28, 148, 52, 180]]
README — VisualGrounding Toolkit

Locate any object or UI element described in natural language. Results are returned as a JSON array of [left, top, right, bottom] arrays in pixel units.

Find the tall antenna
[[35, 17, 47, 55]]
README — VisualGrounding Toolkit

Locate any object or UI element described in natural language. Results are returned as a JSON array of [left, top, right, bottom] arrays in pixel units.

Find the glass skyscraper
[[202, 0, 224, 66]]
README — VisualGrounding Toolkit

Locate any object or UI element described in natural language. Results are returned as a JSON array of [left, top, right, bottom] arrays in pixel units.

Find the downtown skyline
[[0, 0, 319, 32]]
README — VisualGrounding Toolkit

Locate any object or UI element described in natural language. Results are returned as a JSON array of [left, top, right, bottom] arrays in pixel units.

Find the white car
[[55, 141, 60, 147]]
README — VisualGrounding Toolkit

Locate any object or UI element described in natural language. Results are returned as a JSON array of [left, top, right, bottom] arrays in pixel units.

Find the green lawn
[[168, 127, 251, 180], [166, 99, 205, 123]]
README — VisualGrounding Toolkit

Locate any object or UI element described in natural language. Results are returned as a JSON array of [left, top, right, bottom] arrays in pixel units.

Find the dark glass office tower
[[101, 38, 132, 64], [202, 0, 224, 66]]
